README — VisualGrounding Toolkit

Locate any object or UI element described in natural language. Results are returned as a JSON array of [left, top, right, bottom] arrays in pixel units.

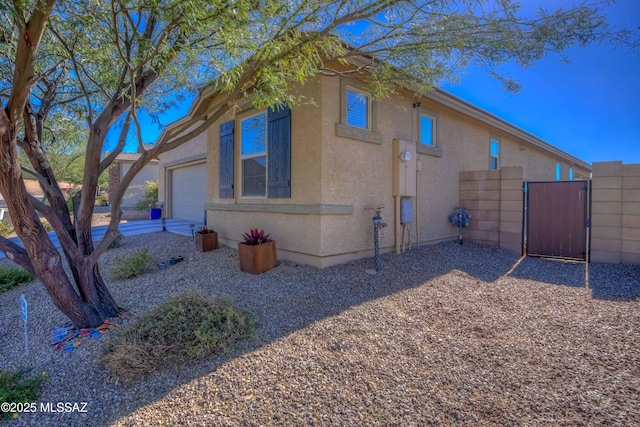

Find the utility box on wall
[[392, 139, 417, 197], [401, 198, 413, 223]]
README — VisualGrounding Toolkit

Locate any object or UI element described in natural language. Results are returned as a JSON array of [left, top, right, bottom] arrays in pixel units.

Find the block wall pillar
[[499, 167, 524, 253], [108, 162, 121, 205], [459, 167, 524, 254], [591, 161, 640, 265]]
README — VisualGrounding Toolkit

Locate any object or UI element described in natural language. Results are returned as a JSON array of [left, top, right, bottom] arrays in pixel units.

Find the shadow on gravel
[[93, 240, 523, 426], [588, 263, 640, 301], [508, 256, 587, 288], [8, 237, 638, 427], [507, 254, 640, 302]]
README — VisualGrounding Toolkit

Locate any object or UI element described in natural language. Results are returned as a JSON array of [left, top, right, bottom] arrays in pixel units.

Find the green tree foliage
[[0, 0, 633, 328]]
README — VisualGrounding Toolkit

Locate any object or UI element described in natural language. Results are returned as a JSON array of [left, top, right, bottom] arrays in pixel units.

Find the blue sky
[[444, 0, 640, 165], [123, 0, 639, 165]]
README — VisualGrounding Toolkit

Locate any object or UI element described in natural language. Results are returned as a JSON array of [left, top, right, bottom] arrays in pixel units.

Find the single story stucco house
[[157, 68, 590, 268]]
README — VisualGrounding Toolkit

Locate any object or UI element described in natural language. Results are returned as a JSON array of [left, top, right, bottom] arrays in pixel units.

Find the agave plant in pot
[[196, 226, 219, 252], [237, 227, 277, 274]]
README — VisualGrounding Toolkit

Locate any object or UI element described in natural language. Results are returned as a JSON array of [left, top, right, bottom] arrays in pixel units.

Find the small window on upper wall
[[569, 168, 574, 180], [490, 139, 500, 170], [419, 113, 435, 146], [346, 88, 370, 130], [556, 163, 562, 181]]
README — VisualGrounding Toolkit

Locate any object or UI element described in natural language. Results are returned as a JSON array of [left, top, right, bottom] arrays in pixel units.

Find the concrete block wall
[[591, 161, 640, 264], [108, 163, 121, 205], [459, 167, 524, 253]]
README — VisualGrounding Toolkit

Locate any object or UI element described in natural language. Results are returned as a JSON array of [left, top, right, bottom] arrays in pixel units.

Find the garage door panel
[[171, 163, 207, 223]]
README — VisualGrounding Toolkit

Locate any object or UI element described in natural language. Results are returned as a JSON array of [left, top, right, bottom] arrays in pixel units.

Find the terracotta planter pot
[[237, 240, 277, 274], [196, 231, 219, 252]]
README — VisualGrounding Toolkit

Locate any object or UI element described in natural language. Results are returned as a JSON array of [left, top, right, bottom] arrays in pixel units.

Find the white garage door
[[171, 163, 207, 223]]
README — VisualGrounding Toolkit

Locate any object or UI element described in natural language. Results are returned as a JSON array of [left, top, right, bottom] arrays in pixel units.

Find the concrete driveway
[[2, 218, 200, 258]]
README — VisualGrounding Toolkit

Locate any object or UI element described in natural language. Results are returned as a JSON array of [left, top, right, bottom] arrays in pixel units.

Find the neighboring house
[[158, 70, 590, 268], [1, 179, 74, 222], [108, 153, 159, 208]]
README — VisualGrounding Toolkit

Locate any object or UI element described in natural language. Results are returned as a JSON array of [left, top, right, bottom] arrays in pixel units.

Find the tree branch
[[98, 112, 131, 176], [6, 0, 56, 123], [29, 195, 82, 260], [0, 237, 35, 274]]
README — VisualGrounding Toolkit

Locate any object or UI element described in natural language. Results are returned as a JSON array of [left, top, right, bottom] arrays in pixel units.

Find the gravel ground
[[0, 232, 639, 426]]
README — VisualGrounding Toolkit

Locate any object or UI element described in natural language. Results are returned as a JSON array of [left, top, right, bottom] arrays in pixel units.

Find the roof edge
[[426, 88, 591, 171]]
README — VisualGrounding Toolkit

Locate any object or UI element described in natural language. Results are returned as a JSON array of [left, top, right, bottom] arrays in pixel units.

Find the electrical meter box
[[401, 198, 413, 224], [392, 139, 417, 197]]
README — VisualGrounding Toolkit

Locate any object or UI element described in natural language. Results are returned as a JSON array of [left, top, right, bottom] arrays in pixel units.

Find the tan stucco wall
[[313, 77, 589, 264], [204, 79, 334, 266], [194, 73, 591, 268]]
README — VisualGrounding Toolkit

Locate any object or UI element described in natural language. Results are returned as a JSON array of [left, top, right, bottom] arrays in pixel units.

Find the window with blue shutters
[[267, 105, 291, 198], [219, 120, 235, 198], [236, 105, 291, 198], [241, 113, 267, 196]]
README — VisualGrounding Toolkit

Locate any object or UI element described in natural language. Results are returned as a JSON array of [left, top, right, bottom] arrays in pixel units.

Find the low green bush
[[39, 218, 54, 233], [0, 369, 44, 420], [109, 248, 152, 280], [100, 293, 257, 381], [0, 267, 34, 294], [0, 219, 13, 237], [96, 196, 108, 207]]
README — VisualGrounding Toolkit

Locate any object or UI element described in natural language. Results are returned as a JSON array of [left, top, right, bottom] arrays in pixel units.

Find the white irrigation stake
[[20, 294, 28, 356]]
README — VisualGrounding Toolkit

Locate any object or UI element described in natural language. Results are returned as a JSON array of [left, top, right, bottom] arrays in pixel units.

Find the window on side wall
[[490, 139, 500, 170], [346, 87, 370, 129], [241, 113, 267, 197], [335, 78, 382, 144], [419, 113, 435, 146], [556, 163, 561, 181], [569, 168, 574, 180]]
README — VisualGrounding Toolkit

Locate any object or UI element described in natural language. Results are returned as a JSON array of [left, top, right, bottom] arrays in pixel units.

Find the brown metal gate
[[526, 181, 589, 260]]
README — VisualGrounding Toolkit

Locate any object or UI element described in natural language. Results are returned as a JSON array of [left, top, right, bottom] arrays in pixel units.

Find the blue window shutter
[[267, 105, 291, 198], [219, 120, 234, 198]]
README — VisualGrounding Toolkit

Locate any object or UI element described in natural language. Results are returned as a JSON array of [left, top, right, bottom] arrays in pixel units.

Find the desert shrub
[[134, 181, 158, 211], [0, 267, 34, 294], [0, 369, 44, 420], [0, 218, 13, 237], [100, 293, 256, 381], [109, 248, 152, 279], [39, 218, 54, 233], [96, 196, 108, 206]]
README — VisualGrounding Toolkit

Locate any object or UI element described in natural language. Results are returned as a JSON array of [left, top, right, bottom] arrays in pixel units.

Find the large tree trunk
[[0, 0, 120, 329], [1, 108, 120, 329]]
